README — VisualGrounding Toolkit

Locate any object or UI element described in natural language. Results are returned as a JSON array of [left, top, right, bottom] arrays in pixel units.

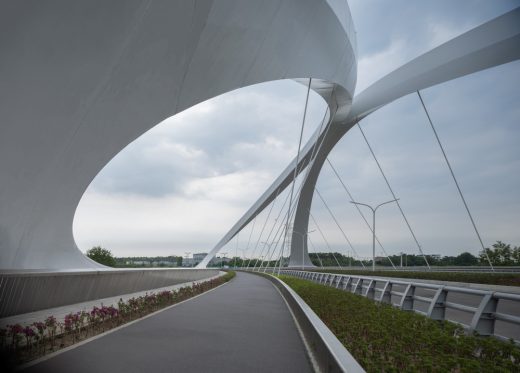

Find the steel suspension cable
[[234, 231, 239, 268], [269, 101, 336, 273], [258, 187, 295, 271], [263, 89, 334, 273], [241, 215, 257, 267], [249, 190, 280, 270], [357, 123, 431, 269], [252, 191, 278, 267], [314, 188, 366, 268], [326, 158, 397, 269], [280, 78, 313, 274], [261, 173, 311, 272], [416, 90, 494, 271], [309, 211, 343, 268], [307, 236, 324, 267]]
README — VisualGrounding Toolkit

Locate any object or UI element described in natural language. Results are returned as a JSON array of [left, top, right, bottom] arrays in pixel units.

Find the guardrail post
[[329, 275, 336, 287], [427, 287, 447, 321], [399, 284, 415, 311], [342, 276, 352, 292], [336, 276, 344, 289], [364, 280, 376, 300], [378, 281, 392, 304], [352, 278, 362, 295], [469, 293, 497, 337]]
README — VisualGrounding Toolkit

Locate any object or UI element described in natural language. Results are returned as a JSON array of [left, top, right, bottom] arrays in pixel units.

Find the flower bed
[[279, 275, 520, 372], [0, 271, 235, 368], [311, 269, 520, 287]]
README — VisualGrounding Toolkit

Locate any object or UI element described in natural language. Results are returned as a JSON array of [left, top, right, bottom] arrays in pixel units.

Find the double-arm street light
[[293, 229, 316, 270], [238, 248, 246, 268], [220, 252, 228, 269], [350, 199, 399, 271]]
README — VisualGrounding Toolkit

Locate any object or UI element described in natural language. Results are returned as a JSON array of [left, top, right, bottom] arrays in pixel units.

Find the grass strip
[[279, 275, 520, 373], [310, 269, 520, 287], [1, 271, 235, 369]]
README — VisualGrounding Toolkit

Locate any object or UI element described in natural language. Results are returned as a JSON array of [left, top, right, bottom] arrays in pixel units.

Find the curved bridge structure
[[199, 7, 520, 268], [0, 0, 356, 269], [0, 1, 519, 270]]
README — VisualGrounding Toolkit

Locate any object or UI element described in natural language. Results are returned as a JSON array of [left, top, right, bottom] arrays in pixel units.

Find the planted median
[[279, 275, 520, 372], [1, 271, 235, 368]]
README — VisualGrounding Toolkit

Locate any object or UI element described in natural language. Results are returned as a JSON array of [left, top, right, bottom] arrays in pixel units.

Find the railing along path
[[263, 269, 520, 343]]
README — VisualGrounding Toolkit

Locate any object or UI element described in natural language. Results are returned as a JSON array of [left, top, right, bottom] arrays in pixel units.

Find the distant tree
[[495, 241, 513, 265], [453, 252, 478, 266], [513, 246, 520, 265], [86, 246, 116, 267], [479, 241, 519, 266]]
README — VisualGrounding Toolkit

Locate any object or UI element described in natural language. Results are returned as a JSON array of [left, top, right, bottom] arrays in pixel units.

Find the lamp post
[[238, 248, 246, 269], [220, 252, 227, 269], [350, 199, 399, 272], [293, 229, 316, 270], [257, 242, 270, 271], [184, 252, 191, 267]]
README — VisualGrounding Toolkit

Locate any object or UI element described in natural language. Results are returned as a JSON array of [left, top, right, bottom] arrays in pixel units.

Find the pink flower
[[23, 326, 35, 337], [8, 324, 23, 336], [45, 315, 57, 328], [32, 321, 46, 335]]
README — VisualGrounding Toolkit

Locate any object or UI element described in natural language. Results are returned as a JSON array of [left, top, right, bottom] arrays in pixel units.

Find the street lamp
[[293, 229, 316, 270], [220, 252, 228, 269], [238, 248, 246, 269], [256, 242, 271, 271], [184, 252, 191, 267], [350, 199, 399, 272]]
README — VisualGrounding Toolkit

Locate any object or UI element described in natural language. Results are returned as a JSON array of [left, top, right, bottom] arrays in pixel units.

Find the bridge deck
[[25, 272, 312, 373]]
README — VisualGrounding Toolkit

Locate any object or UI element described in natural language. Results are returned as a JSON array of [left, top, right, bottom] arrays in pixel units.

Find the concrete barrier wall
[[0, 268, 218, 318]]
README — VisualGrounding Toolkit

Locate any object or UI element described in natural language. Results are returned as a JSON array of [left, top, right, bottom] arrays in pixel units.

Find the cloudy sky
[[73, 0, 520, 261]]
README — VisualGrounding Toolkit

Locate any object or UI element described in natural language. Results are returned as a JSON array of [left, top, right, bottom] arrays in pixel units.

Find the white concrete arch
[[200, 7, 520, 268], [0, 0, 357, 269]]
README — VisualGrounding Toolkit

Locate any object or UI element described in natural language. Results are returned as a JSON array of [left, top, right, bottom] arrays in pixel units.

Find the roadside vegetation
[[307, 241, 520, 268], [309, 269, 520, 287], [0, 271, 235, 369], [86, 246, 116, 267], [279, 275, 520, 372]]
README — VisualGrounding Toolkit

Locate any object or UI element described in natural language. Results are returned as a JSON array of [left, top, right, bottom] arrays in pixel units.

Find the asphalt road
[[25, 272, 312, 373]]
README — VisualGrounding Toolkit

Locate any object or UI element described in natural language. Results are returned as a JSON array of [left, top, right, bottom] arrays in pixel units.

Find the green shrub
[[280, 276, 520, 372], [311, 269, 520, 287]]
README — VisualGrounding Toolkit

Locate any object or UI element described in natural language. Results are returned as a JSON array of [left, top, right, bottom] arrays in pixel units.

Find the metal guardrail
[[274, 269, 520, 343], [308, 266, 520, 273]]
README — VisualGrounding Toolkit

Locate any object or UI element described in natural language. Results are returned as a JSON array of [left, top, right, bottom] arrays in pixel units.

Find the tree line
[[85, 241, 519, 267], [308, 241, 520, 267]]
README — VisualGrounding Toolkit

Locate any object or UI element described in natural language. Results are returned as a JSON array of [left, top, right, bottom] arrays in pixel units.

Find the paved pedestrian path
[[25, 272, 312, 373]]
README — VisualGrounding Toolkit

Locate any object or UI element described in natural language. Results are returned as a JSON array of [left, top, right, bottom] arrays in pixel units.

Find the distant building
[[151, 261, 177, 267], [131, 260, 150, 266], [193, 253, 207, 263]]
